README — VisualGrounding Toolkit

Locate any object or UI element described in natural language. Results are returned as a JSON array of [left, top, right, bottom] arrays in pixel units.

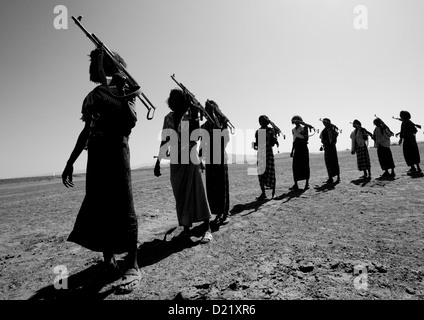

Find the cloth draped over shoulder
[[162, 111, 211, 227], [67, 84, 138, 254], [319, 126, 338, 147], [373, 127, 392, 148]]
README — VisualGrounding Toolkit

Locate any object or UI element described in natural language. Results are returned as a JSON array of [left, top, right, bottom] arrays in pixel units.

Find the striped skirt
[[257, 146, 276, 190], [356, 146, 371, 171]]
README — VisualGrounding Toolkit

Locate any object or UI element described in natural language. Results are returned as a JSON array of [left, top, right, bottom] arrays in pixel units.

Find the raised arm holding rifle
[[72, 15, 156, 120], [170, 74, 217, 127]]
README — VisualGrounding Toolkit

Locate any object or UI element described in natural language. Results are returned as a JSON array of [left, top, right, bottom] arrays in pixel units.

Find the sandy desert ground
[[0, 143, 423, 302]]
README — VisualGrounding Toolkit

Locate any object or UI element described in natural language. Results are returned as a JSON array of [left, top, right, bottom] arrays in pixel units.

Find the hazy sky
[[1, 0, 423, 179]]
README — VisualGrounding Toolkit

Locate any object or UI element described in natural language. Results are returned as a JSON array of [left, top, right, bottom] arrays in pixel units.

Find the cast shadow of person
[[137, 227, 201, 268], [314, 180, 340, 193], [28, 262, 123, 300], [350, 177, 372, 187], [375, 175, 396, 182], [229, 198, 271, 217], [28, 228, 200, 300], [409, 171, 424, 179], [273, 189, 306, 203]]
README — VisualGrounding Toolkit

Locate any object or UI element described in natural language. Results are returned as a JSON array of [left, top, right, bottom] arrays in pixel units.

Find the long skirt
[[377, 146, 395, 170], [403, 139, 420, 166], [356, 146, 371, 171], [324, 145, 340, 178], [68, 136, 138, 254], [205, 164, 230, 217], [170, 163, 211, 227], [257, 145, 276, 190], [293, 141, 310, 181]]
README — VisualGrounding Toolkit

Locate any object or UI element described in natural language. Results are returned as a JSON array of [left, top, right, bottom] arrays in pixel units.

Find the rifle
[[298, 120, 316, 136], [374, 114, 394, 136], [319, 118, 342, 134], [350, 122, 373, 139], [170, 74, 217, 127], [268, 119, 286, 140], [72, 15, 156, 120], [392, 116, 422, 129], [205, 99, 236, 134]]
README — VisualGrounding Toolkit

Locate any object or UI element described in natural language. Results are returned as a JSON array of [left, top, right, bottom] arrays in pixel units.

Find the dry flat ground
[[0, 144, 424, 301]]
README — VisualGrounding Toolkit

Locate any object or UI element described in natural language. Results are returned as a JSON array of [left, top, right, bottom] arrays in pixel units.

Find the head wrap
[[291, 115, 303, 122], [400, 110, 411, 120], [353, 119, 361, 126]]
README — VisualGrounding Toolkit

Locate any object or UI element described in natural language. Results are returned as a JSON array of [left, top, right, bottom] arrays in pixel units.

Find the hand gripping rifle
[[72, 15, 156, 120], [170, 74, 217, 127]]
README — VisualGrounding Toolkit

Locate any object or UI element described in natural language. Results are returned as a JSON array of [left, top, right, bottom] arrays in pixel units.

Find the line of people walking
[[253, 112, 422, 199], [60, 48, 421, 295]]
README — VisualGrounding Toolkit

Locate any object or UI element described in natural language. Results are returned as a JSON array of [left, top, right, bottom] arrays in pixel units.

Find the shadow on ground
[[350, 177, 372, 187], [28, 229, 201, 300], [273, 189, 306, 203], [314, 180, 340, 193], [229, 199, 271, 216]]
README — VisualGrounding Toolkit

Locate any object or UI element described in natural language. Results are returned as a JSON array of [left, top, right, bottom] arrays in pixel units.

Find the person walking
[[200, 100, 231, 225], [350, 119, 372, 180], [62, 48, 141, 293], [319, 118, 341, 184], [154, 89, 213, 243]]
